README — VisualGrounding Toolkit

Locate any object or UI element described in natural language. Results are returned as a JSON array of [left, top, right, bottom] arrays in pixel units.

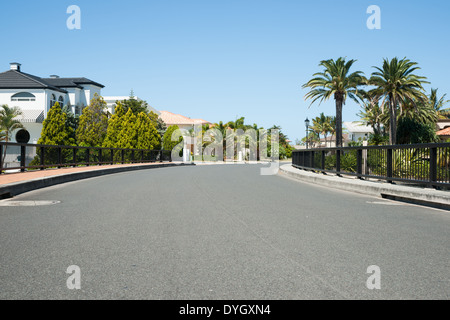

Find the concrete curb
[[0, 163, 194, 199], [280, 164, 450, 210]]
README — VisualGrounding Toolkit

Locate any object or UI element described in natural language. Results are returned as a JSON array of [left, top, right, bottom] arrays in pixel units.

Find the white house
[[0, 62, 104, 144], [343, 121, 373, 143], [103, 96, 160, 115]]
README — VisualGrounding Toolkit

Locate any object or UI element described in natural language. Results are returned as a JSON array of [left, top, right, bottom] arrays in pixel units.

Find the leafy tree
[[121, 93, 150, 115], [0, 105, 24, 163], [33, 102, 75, 165], [163, 125, 183, 151], [62, 105, 78, 141], [110, 109, 161, 151], [369, 57, 428, 145], [148, 111, 167, 138], [115, 109, 137, 149], [303, 57, 366, 147], [76, 94, 109, 147], [368, 133, 389, 146], [103, 102, 126, 148], [396, 117, 439, 144], [37, 103, 75, 146], [133, 112, 161, 150]]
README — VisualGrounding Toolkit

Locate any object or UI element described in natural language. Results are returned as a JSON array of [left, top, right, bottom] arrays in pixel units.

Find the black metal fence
[[292, 143, 450, 188], [0, 142, 172, 174]]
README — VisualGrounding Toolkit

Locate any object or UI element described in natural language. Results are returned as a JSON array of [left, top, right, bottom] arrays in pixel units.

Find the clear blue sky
[[1, 0, 449, 143]]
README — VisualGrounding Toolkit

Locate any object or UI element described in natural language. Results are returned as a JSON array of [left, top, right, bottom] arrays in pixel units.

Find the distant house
[[103, 96, 160, 115], [434, 119, 450, 141], [159, 111, 211, 160], [301, 122, 372, 149], [159, 111, 210, 130], [343, 121, 373, 143], [0, 62, 104, 144]]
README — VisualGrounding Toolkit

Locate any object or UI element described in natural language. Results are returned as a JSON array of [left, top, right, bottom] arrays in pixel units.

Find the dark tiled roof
[[43, 77, 105, 89], [0, 69, 105, 92], [0, 70, 67, 93]]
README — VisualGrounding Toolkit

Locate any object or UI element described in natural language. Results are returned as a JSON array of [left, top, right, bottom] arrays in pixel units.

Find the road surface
[[0, 164, 449, 299]]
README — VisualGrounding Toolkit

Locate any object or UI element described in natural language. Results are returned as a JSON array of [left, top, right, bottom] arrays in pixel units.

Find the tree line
[[303, 57, 450, 146], [1, 94, 294, 165]]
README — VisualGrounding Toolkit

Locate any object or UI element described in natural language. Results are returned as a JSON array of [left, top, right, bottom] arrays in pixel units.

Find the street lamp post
[[305, 118, 310, 149]]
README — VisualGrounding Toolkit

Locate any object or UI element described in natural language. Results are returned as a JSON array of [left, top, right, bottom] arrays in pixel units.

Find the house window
[[50, 94, 57, 107], [11, 92, 36, 102], [58, 96, 64, 107]]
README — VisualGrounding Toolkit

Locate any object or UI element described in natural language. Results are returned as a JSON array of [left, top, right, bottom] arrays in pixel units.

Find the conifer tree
[[32, 102, 75, 165], [148, 111, 167, 138], [38, 102, 75, 146], [103, 102, 126, 148], [163, 125, 183, 151], [116, 108, 138, 149], [76, 94, 109, 147], [134, 112, 161, 150]]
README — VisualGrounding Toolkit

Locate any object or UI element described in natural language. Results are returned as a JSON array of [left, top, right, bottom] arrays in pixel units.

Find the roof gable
[[43, 77, 105, 89], [0, 70, 67, 93]]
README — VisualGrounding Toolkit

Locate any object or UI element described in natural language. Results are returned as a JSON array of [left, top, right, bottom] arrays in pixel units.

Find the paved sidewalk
[[0, 163, 169, 186], [0, 162, 191, 198], [280, 163, 450, 210]]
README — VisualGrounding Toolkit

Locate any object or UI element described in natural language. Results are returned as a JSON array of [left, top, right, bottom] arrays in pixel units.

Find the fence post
[[0, 144, 3, 174], [121, 149, 125, 164], [131, 150, 135, 163], [336, 149, 341, 175], [99, 148, 102, 166], [110, 149, 114, 165], [20, 145, 26, 172], [310, 150, 314, 169], [357, 148, 363, 179], [321, 150, 326, 173], [57, 147, 62, 169], [40, 146, 45, 170], [160, 150, 163, 163], [387, 148, 393, 183], [362, 141, 368, 176], [86, 148, 90, 167], [430, 146, 437, 187], [141, 150, 144, 163], [73, 148, 77, 168]]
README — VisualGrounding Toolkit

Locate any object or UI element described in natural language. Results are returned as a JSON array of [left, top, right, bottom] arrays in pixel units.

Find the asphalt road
[[0, 164, 449, 299]]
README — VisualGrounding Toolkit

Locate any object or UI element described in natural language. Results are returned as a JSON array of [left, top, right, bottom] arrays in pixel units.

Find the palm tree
[[369, 57, 429, 145], [400, 100, 438, 124], [226, 117, 245, 130], [312, 113, 333, 147], [0, 105, 24, 163], [357, 92, 385, 136], [303, 57, 366, 147], [429, 88, 450, 119], [328, 116, 336, 144]]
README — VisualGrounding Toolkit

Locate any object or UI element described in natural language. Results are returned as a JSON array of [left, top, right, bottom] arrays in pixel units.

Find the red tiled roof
[[437, 127, 450, 136], [159, 111, 210, 126]]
